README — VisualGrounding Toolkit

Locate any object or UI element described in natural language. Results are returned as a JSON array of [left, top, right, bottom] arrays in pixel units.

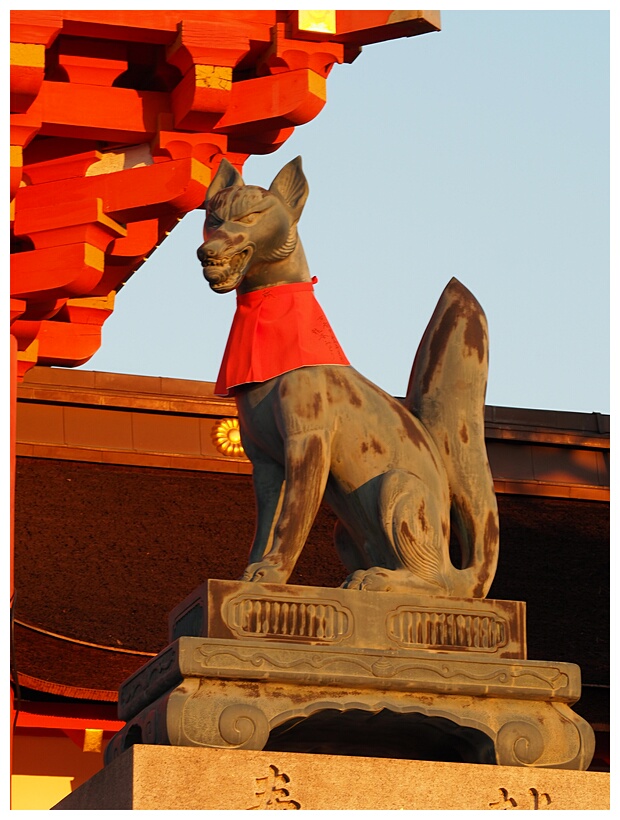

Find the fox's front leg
[[241, 430, 331, 584], [241, 441, 286, 568]]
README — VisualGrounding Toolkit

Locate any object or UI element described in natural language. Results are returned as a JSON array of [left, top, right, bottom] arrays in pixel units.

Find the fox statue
[[197, 156, 499, 598]]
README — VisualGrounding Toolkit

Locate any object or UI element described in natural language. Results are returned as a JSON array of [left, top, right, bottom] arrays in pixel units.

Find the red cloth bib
[[214, 281, 350, 397]]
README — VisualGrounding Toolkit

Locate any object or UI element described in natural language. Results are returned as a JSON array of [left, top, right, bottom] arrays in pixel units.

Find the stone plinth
[[168, 578, 527, 657], [104, 580, 594, 771], [53, 745, 610, 811]]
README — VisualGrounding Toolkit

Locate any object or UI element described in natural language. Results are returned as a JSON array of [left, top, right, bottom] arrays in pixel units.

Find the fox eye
[[205, 211, 223, 229], [236, 212, 259, 225]]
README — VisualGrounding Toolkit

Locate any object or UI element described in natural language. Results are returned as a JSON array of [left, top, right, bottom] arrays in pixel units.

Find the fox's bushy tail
[[405, 277, 499, 598]]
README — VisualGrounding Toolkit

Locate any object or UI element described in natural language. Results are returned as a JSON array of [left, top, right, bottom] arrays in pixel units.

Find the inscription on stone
[[489, 787, 552, 810], [248, 765, 301, 810]]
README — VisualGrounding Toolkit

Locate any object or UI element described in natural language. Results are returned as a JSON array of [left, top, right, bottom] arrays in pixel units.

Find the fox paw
[[240, 561, 287, 584], [341, 567, 396, 592], [342, 566, 445, 595]]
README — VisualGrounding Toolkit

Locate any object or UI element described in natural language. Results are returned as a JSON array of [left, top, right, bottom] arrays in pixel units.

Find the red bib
[[214, 281, 350, 397]]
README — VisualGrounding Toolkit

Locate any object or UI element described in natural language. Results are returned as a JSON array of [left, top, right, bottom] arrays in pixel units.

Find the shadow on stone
[[122, 724, 143, 753], [265, 708, 496, 764]]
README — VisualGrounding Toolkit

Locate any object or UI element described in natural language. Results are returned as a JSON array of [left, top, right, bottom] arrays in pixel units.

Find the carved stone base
[[57, 746, 610, 810], [105, 580, 594, 771], [168, 579, 528, 657]]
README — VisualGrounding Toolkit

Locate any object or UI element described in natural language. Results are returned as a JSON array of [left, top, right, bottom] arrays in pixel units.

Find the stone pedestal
[[53, 745, 610, 810], [104, 580, 594, 771]]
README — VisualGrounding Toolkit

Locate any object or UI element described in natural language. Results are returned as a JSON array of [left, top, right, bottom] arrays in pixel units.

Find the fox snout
[[197, 237, 234, 266], [198, 235, 254, 293], [196, 243, 213, 264]]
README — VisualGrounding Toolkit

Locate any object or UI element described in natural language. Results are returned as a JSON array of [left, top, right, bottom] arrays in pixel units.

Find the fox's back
[[237, 365, 448, 496]]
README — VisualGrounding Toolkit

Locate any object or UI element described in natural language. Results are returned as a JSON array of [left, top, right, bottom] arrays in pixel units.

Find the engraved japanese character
[[489, 787, 518, 809], [529, 788, 552, 810], [249, 764, 301, 810]]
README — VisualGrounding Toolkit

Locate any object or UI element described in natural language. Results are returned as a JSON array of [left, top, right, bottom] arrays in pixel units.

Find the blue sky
[[80, 10, 611, 415]]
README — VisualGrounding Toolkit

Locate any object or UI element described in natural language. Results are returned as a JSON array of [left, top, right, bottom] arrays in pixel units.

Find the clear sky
[[79, 9, 611, 415]]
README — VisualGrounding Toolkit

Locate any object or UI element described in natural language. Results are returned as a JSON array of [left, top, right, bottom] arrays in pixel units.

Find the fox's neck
[[238, 237, 311, 294]]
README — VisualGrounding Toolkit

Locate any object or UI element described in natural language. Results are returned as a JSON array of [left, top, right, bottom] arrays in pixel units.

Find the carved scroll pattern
[[193, 643, 571, 697], [387, 607, 507, 652], [227, 595, 353, 643], [218, 703, 270, 750], [118, 644, 179, 719], [495, 720, 545, 766]]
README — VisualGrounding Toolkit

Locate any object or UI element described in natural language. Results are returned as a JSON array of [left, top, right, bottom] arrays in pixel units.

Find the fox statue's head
[[197, 156, 310, 295]]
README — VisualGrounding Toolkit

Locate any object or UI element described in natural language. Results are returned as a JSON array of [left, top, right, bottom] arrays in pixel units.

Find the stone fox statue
[[197, 156, 499, 598]]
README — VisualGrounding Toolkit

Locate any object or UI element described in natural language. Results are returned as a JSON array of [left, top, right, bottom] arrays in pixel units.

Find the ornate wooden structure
[[10, 10, 439, 377]]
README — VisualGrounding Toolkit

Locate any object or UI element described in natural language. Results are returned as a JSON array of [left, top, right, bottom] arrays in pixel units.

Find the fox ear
[[269, 156, 309, 223], [205, 158, 243, 205]]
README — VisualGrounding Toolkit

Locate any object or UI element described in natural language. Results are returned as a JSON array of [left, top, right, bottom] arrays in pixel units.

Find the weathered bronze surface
[[197, 158, 500, 598]]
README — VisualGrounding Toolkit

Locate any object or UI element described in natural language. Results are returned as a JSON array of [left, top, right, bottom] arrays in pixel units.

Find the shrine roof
[[16, 366, 610, 500]]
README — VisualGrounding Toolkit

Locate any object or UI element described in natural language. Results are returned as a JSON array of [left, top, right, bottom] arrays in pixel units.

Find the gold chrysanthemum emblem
[[212, 418, 245, 457]]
